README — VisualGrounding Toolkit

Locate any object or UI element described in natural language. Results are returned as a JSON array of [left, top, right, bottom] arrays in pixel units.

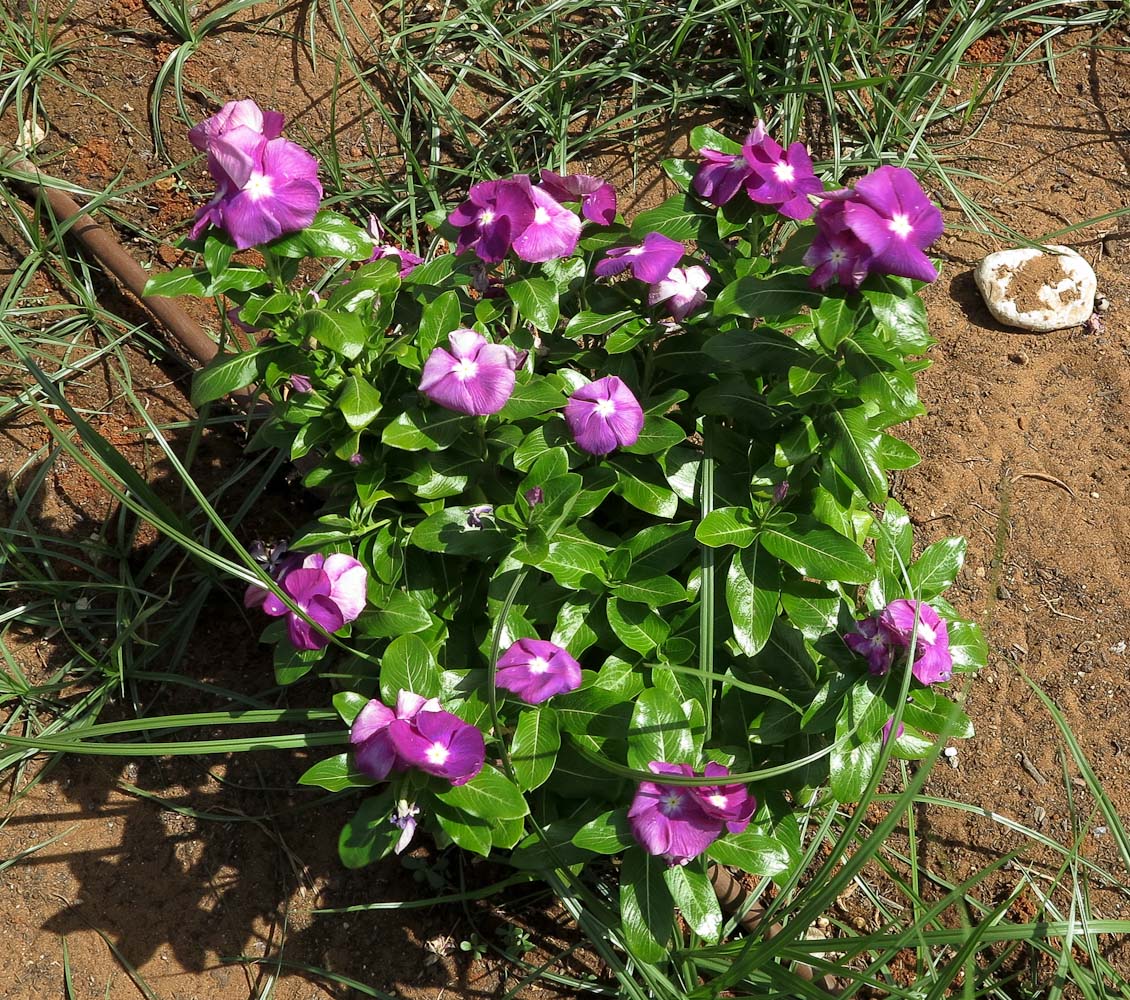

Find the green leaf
[[572, 809, 635, 854], [828, 406, 887, 505], [436, 763, 529, 821], [830, 734, 881, 803], [864, 284, 932, 351], [630, 193, 710, 242], [511, 708, 561, 792], [379, 634, 440, 703], [353, 590, 433, 637], [418, 289, 462, 357], [270, 209, 374, 259], [690, 125, 743, 155], [780, 579, 843, 641], [191, 346, 277, 406], [909, 537, 966, 599], [707, 830, 790, 876], [623, 415, 686, 456], [904, 686, 974, 738], [613, 572, 687, 607], [627, 687, 695, 769], [507, 277, 559, 332], [610, 456, 679, 518], [947, 619, 987, 673], [703, 327, 818, 373], [624, 522, 695, 575], [714, 274, 822, 319], [298, 753, 375, 792], [432, 799, 493, 857], [273, 641, 321, 686], [726, 544, 779, 657], [551, 597, 601, 658], [333, 691, 370, 725], [208, 267, 270, 295], [410, 506, 512, 557], [695, 507, 756, 549], [812, 296, 854, 351], [338, 791, 397, 868], [298, 308, 368, 359], [142, 266, 208, 298], [620, 847, 674, 964], [565, 309, 636, 339], [664, 863, 723, 941], [555, 684, 633, 748], [607, 598, 669, 655], [879, 434, 921, 470], [336, 373, 382, 431], [759, 516, 874, 584], [542, 524, 609, 590], [497, 373, 566, 420], [381, 405, 467, 452]]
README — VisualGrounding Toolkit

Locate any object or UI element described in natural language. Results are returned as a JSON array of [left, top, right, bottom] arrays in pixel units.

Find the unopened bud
[[524, 487, 544, 507], [773, 480, 790, 504]]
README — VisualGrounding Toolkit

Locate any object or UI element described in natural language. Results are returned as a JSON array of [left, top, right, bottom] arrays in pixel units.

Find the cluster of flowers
[[189, 100, 322, 251], [692, 119, 942, 290], [845, 599, 953, 686]]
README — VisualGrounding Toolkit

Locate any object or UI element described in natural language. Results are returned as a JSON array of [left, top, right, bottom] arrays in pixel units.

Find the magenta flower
[[389, 705, 485, 786], [689, 763, 756, 833], [389, 799, 421, 854], [564, 376, 645, 456], [845, 599, 953, 686], [496, 638, 582, 704], [448, 177, 536, 263], [741, 121, 823, 221], [288, 374, 313, 394], [367, 216, 423, 277], [804, 191, 874, 291], [188, 99, 284, 151], [538, 169, 617, 225], [191, 125, 322, 250], [594, 232, 684, 283], [839, 166, 943, 284], [628, 763, 728, 866], [257, 552, 366, 650], [349, 691, 442, 781], [692, 148, 755, 207], [648, 265, 710, 321], [882, 716, 905, 745], [512, 185, 582, 262], [419, 329, 521, 416]]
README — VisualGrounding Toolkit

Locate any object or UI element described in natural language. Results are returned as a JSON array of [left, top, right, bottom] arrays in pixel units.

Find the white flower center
[[595, 399, 616, 418], [829, 249, 847, 264], [709, 793, 728, 809], [626, 247, 644, 256], [244, 172, 273, 201], [453, 358, 478, 381], [773, 161, 795, 184], [889, 212, 912, 238], [528, 656, 550, 674], [480, 209, 495, 226], [533, 207, 551, 225], [916, 620, 937, 645], [425, 742, 450, 766], [659, 792, 683, 815]]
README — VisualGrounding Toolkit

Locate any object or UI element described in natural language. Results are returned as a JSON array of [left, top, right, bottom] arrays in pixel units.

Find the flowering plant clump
[[148, 104, 987, 961]]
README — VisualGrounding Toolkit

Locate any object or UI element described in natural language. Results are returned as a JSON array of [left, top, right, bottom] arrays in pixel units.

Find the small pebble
[[1008, 351, 1028, 364], [1090, 492, 1100, 499]]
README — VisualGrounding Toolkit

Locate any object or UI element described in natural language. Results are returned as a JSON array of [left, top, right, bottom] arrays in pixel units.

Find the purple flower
[[692, 148, 755, 207], [628, 762, 728, 866], [773, 480, 790, 504], [447, 177, 536, 264], [564, 376, 645, 456], [389, 705, 485, 786], [367, 216, 424, 277], [512, 185, 582, 262], [538, 169, 617, 225], [845, 599, 953, 686], [188, 99, 284, 152], [288, 374, 313, 394], [390, 799, 420, 854], [350, 691, 442, 781], [524, 486, 544, 507], [804, 192, 874, 291], [466, 504, 494, 528], [648, 265, 710, 321], [741, 121, 823, 221], [495, 638, 582, 704], [191, 124, 322, 250], [689, 763, 756, 834], [594, 232, 684, 283], [882, 716, 905, 745], [258, 552, 367, 651], [880, 599, 953, 685], [839, 166, 943, 284], [419, 329, 521, 416]]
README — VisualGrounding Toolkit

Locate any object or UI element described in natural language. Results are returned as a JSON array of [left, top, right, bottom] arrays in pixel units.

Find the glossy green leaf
[[298, 308, 368, 359], [695, 507, 756, 548], [707, 829, 790, 876], [726, 544, 779, 657], [379, 634, 441, 702], [627, 687, 695, 769], [507, 277, 559, 332], [664, 863, 723, 941], [606, 598, 669, 655], [760, 516, 874, 584], [511, 707, 560, 792], [336, 373, 382, 431], [619, 847, 673, 964], [338, 791, 396, 868], [298, 752, 375, 792], [909, 537, 966, 599], [714, 273, 822, 319], [829, 406, 887, 504], [572, 809, 635, 854], [437, 764, 529, 820]]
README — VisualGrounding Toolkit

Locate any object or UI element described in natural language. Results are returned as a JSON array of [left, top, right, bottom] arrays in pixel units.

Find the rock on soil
[[973, 245, 1096, 332]]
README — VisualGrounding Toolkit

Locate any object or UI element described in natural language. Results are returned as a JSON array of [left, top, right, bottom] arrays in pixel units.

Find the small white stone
[[16, 118, 46, 151], [974, 245, 1096, 332]]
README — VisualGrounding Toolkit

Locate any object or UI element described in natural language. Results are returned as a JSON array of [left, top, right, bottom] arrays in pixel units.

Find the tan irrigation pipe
[[3, 151, 839, 987]]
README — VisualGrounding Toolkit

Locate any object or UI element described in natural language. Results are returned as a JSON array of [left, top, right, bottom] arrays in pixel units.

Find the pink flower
[[804, 190, 874, 291], [692, 148, 755, 207], [512, 185, 582, 262], [564, 376, 645, 456], [257, 552, 367, 651], [350, 691, 442, 781], [495, 639, 582, 704], [628, 762, 755, 866], [648, 265, 710, 321], [188, 99, 284, 151], [191, 124, 322, 250], [447, 177, 536, 263], [845, 600, 953, 686], [741, 121, 823, 221], [538, 169, 617, 225], [367, 216, 423, 276], [594, 232, 684, 283], [389, 702, 485, 786], [419, 329, 521, 416]]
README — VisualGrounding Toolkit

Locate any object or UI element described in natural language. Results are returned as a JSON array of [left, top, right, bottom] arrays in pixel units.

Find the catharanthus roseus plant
[[147, 104, 987, 968]]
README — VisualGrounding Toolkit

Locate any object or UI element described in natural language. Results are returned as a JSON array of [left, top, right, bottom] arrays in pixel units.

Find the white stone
[[974, 245, 1096, 332]]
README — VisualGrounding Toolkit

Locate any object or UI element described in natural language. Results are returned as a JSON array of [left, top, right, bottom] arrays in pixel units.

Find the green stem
[[698, 419, 715, 743]]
